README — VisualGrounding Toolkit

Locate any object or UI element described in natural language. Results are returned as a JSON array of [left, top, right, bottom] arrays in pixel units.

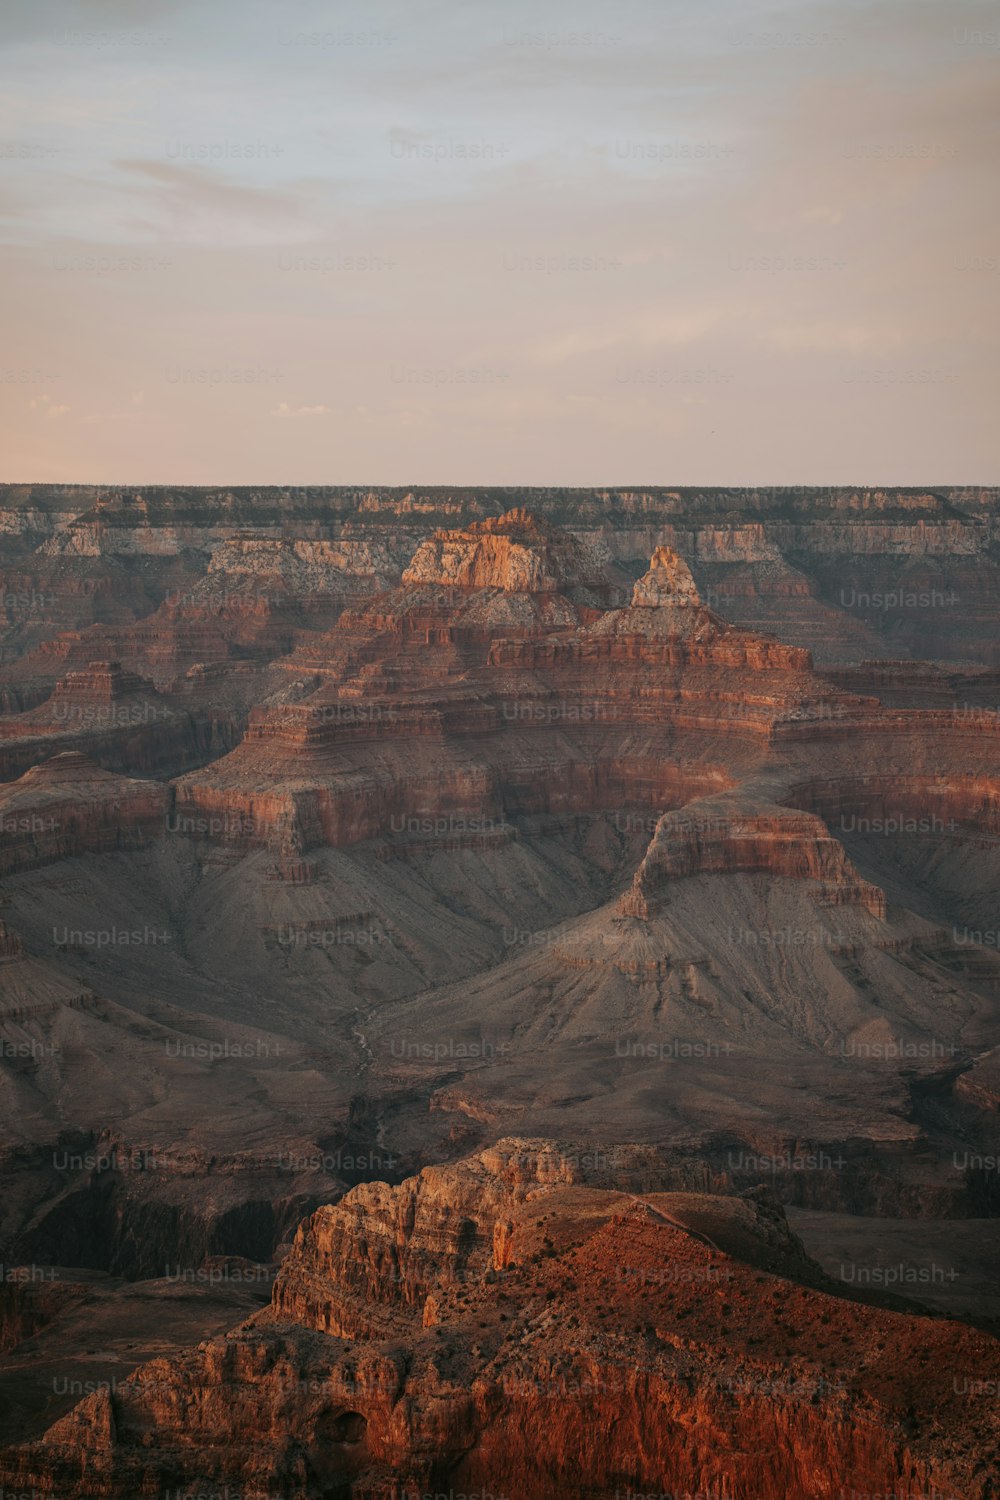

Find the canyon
[[0, 487, 998, 1497]]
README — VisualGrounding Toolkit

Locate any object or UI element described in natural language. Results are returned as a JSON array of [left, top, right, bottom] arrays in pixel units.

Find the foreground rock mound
[[3, 1141, 996, 1498]]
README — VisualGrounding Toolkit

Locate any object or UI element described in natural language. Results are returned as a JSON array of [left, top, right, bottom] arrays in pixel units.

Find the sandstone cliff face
[[0, 661, 198, 781], [3, 1140, 996, 1499], [0, 752, 168, 874], [631, 543, 702, 606], [206, 534, 396, 585], [403, 507, 620, 598], [620, 797, 887, 918], [0, 1278, 84, 1356], [0, 713, 236, 782], [786, 772, 1000, 836]]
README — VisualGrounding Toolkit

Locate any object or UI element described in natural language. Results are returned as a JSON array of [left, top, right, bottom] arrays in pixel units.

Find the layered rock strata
[[619, 797, 887, 919], [0, 752, 169, 874], [2, 1141, 996, 1499]]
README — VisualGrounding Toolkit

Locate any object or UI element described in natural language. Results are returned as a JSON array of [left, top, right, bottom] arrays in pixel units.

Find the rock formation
[[631, 542, 701, 606], [0, 752, 169, 874], [2, 1141, 996, 1498], [619, 796, 887, 919], [1, 492, 999, 1495], [402, 506, 622, 602]]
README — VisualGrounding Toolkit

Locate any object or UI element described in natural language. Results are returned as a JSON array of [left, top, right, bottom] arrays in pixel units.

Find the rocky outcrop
[[0, 655, 236, 780], [402, 507, 621, 600], [45, 660, 161, 714], [2, 1140, 996, 1499], [0, 697, 238, 783], [619, 797, 887, 919], [0, 752, 168, 874], [631, 543, 701, 607], [0, 1266, 277, 1449]]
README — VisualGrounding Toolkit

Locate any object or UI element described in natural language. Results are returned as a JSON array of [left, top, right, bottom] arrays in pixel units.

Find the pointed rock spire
[[631, 546, 700, 608]]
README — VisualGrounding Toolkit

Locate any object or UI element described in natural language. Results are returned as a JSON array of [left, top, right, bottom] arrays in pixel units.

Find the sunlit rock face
[[1, 1141, 996, 1499], [402, 507, 617, 597], [631, 545, 702, 608]]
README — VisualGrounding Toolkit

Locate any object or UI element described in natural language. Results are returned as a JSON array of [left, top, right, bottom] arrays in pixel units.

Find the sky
[[0, 0, 997, 485]]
